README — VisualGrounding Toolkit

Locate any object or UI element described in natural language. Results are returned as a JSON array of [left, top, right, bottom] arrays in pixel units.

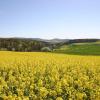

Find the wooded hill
[[0, 38, 99, 52]]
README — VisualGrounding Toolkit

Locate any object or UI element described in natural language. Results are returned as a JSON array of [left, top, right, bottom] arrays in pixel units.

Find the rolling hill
[[54, 41, 100, 55], [0, 37, 100, 55]]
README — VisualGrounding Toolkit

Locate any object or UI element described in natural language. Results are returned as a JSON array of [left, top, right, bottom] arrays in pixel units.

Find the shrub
[[41, 47, 52, 52]]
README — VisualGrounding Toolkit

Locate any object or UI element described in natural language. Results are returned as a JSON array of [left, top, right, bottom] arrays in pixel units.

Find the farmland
[[0, 51, 100, 100], [54, 42, 100, 55]]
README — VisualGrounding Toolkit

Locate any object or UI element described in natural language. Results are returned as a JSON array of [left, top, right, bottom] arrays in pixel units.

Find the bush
[[41, 47, 52, 52]]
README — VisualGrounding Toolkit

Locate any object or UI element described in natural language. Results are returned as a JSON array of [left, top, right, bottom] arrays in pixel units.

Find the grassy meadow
[[0, 51, 100, 100], [54, 42, 100, 55]]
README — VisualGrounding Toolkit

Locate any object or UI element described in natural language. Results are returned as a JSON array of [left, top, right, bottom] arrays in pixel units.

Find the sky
[[0, 0, 100, 39]]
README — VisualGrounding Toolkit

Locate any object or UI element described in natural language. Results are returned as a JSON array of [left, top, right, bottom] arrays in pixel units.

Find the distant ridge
[[0, 37, 100, 52], [0, 37, 99, 44]]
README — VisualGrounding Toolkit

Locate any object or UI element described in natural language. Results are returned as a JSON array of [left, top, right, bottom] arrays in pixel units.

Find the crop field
[[0, 51, 100, 100]]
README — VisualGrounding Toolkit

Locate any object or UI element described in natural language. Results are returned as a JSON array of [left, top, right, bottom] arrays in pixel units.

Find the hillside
[[54, 42, 100, 55], [0, 38, 100, 53], [0, 38, 52, 51]]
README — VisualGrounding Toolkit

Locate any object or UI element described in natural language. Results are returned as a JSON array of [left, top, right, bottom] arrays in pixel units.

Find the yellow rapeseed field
[[0, 51, 100, 100]]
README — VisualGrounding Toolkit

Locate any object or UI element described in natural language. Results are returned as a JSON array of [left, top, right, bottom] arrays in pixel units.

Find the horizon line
[[0, 36, 100, 40]]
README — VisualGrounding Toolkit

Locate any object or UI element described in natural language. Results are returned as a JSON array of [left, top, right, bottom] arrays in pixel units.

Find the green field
[[54, 42, 100, 55]]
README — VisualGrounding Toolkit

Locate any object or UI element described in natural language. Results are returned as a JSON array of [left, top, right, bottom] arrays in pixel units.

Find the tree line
[[0, 38, 53, 52], [0, 38, 99, 52]]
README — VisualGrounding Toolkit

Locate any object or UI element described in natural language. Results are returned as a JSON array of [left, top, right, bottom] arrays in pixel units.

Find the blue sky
[[0, 0, 100, 39]]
